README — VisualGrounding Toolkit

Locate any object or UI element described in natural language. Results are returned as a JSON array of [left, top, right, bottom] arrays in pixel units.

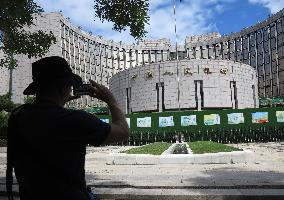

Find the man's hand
[[89, 79, 116, 106], [89, 79, 130, 144]]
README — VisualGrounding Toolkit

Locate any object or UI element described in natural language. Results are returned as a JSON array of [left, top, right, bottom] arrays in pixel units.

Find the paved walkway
[[0, 142, 283, 199]]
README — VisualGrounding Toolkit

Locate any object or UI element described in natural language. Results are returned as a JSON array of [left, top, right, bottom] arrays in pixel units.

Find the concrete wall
[[110, 60, 258, 113]]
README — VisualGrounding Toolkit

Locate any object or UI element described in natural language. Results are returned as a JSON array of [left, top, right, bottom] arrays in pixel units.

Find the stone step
[[1, 189, 284, 200], [1, 185, 283, 200], [93, 187, 284, 200]]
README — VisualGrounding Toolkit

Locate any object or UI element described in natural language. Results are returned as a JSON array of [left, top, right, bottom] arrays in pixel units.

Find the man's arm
[[89, 80, 130, 144]]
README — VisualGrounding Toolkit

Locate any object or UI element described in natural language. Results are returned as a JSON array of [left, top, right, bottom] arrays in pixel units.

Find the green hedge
[[120, 126, 284, 145], [99, 107, 284, 145]]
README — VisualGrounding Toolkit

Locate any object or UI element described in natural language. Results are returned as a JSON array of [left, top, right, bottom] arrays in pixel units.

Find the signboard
[[159, 116, 174, 127], [181, 115, 197, 126], [100, 118, 110, 123], [227, 113, 244, 124], [204, 114, 220, 125], [126, 118, 131, 127], [137, 117, 151, 127], [276, 111, 284, 123], [252, 112, 269, 123]]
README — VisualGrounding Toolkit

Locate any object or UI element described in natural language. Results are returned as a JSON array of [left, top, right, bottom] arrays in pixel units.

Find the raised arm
[[89, 80, 130, 144]]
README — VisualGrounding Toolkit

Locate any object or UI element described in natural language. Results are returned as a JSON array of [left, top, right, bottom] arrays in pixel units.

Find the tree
[[0, 111, 9, 138], [1, 0, 150, 69], [94, 0, 150, 40], [1, 0, 150, 96], [0, 93, 20, 138], [0, 93, 17, 112], [0, 0, 57, 95], [0, 0, 57, 67]]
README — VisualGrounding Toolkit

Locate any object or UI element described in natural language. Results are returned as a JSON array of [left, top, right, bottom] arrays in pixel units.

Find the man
[[6, 56, 130, 200]]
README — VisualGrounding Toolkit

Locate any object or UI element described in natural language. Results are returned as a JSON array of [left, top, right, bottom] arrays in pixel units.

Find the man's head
[[23, 56, 82, 105]]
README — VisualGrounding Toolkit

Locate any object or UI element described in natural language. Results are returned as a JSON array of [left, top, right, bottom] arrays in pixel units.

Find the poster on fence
[[126, 118, 131, 127], [227, 113, 244, 124], [159, 116, 174, 127], [137, 117, 151, 127], [100, 118, 110, 123], [251, 112, 269, 123], [181, 115, 197, 126], [204, 114, 220, 125], [276, 111, 284, 122]]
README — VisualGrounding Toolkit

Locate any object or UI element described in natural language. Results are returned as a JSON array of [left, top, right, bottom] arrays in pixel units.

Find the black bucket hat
[[23, 56, 82, 95]]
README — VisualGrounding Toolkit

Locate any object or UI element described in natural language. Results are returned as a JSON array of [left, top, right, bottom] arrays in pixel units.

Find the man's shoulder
[[63, 108, 98, 120], [64, 108, 88, 115]]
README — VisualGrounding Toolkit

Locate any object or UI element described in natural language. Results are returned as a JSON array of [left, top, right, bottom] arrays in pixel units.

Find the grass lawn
[[188, 141, 242, 154], [122, 142, 172, 155]]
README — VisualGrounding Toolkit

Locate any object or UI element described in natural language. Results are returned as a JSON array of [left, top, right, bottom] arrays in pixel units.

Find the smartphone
[[73, 84, 92, 96]]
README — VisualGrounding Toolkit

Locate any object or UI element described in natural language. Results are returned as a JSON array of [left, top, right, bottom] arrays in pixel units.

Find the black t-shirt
[[9, 101, 111, 200]]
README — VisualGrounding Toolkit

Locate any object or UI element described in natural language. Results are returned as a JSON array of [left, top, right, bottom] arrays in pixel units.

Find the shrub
[[0, 93, 16, 112], [0, 111, 9, 139], [24, 96, 35, 104]]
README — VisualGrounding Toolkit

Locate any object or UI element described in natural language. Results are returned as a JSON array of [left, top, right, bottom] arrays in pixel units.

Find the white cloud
[[34, 0, 236, 44], [248, 0, 284, 13], [34, 0, 135, 43], [145, 0, 236, 43]]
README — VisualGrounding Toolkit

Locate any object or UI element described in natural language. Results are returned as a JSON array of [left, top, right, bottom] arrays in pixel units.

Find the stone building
[[110, 60, 258, 113], [0, 8, 283, 111]]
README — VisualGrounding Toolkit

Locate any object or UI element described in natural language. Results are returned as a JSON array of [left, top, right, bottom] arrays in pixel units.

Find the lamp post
[[173, 0, 181, 111]]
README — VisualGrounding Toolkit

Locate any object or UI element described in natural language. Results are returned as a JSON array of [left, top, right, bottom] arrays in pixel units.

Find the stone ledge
[[107, 150, 254, 165], [1, 188, 284, 200], [94, 188, 284, 200]]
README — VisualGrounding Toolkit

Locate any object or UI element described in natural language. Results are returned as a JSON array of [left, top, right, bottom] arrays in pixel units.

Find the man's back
[[10, 101, 110, 200], [6, 56, 129, 200]]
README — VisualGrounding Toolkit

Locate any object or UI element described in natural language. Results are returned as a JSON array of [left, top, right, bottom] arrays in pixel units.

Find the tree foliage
[[0, 0, 150, 68], [0, 93, 17, 112], [24, 95, 35, 104], [94, 0, 150, 40], [0, 111, 8, 130], [0, 0, 56, 69]]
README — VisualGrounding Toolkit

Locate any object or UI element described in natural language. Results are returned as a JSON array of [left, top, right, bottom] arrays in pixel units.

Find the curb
[[107, 150, 254, 165]]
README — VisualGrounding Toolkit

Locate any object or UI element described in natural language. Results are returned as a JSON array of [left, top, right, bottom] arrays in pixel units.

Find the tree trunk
[[8, 67, 13, 95], [8, 52, 14, 100]]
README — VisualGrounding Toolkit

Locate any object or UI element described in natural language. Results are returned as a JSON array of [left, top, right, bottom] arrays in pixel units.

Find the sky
[[34, 0, 284, 44]]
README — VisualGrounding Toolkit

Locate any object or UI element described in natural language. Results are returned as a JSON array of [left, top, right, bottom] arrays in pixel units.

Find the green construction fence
[[98, 107, 284, 145]]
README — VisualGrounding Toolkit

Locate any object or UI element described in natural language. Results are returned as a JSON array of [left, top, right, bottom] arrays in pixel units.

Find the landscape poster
[[204, 114, 220, 125], [126, 118, 131, 127], [100, 118, 110, 123], [227, 113, 244, 124], [181, 115, 197, 126], [276, 111, 284, 122], [252, 112, 269, 123], [137, 117, 152, 127], [159, 116, 175, 127]]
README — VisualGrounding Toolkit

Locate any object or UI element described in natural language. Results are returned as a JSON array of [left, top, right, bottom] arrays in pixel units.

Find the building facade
[[110, 60, 258, 113], [0, 8, 283, 110], [184, 15, 284, 98]]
